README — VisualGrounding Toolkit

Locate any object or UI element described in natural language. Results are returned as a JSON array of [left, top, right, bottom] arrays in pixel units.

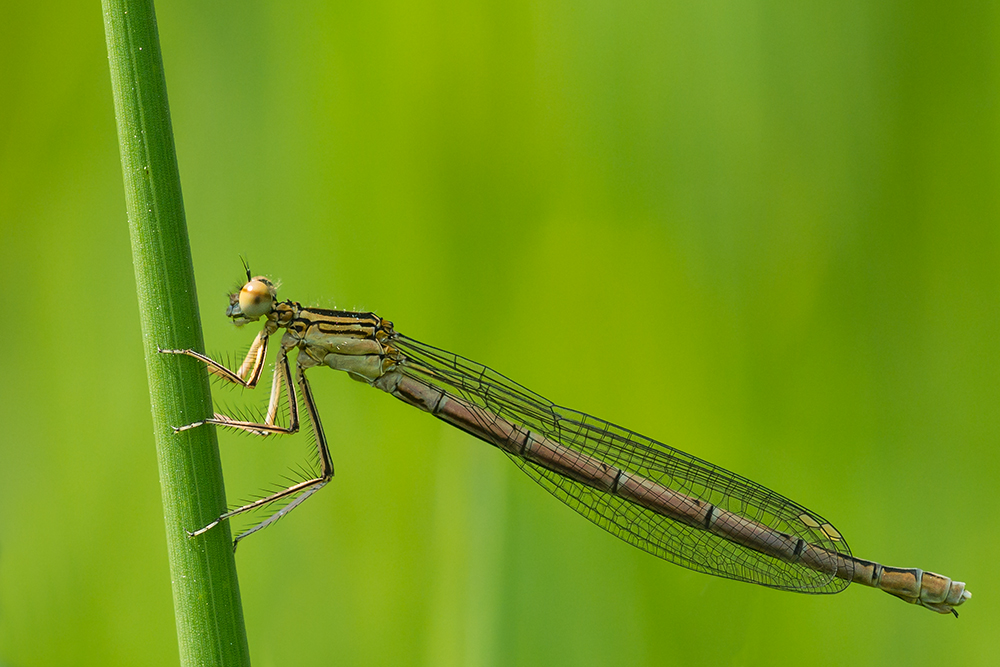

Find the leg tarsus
[[188, 517, 222, 538], [173, 420, 209, 433]]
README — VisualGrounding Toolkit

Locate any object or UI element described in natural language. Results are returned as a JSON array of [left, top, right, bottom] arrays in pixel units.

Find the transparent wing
[[390, 334, 850, 594]]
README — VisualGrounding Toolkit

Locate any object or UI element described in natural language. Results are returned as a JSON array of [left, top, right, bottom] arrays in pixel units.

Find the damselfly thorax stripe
[[159, 268, 971, 616]]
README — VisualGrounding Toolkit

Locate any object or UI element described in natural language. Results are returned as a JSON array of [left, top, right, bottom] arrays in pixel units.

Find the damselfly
[[160, 268, 970, 616]]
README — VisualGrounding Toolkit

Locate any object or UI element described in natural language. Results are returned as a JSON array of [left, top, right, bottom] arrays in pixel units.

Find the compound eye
[[238, 279, 274, 320]]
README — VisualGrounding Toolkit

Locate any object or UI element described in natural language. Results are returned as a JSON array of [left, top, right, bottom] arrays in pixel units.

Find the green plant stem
[[102, 1, 251, 665]]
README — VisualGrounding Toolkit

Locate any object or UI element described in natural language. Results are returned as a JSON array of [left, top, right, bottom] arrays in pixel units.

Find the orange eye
[[238, 279, 274, 320]]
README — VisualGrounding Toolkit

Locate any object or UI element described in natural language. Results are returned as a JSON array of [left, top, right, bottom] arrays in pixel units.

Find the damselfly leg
[[160, 325, 334, 547]]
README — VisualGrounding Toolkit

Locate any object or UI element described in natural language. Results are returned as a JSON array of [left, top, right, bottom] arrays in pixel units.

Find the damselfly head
[[226, 276, 276, 325]]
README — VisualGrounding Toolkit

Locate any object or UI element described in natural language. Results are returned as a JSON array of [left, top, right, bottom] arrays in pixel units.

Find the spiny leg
[[163, 339, 305, 540], [159, 327, 270, 388], [217, 363, 335, 549], [188, 344, 300, 436], [162, 339, 298, 436], [162, 336, 334, 547]]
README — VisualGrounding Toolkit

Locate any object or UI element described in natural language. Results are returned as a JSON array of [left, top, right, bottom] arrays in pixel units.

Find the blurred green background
[[1, 1, 997, 665]]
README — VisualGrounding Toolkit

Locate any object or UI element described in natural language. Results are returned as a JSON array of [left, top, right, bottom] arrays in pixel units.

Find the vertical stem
[[102, 1, 251, 665]]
